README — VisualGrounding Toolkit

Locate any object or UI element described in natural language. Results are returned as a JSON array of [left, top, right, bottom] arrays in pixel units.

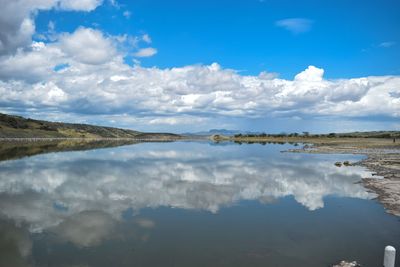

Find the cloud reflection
[[0, 220, 32, 267], [50, 210, 116, 247], [0, 143, 373, 235]]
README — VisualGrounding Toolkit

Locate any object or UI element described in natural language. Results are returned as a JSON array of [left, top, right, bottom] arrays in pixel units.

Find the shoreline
[[0, 136, 206, 142], [291, 146, 400, 217], [214, 136, 400, 216], [280, 140, 399, 217]]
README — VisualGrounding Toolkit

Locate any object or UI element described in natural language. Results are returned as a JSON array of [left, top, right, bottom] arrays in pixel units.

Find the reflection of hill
[[0, 139, 140, 161]]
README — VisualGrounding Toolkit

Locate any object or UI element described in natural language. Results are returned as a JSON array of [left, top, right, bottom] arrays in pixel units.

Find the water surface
[[0, 142, 399, 267]]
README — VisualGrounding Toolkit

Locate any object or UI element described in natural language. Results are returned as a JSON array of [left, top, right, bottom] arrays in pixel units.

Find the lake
[[0, 141, 399, 267]]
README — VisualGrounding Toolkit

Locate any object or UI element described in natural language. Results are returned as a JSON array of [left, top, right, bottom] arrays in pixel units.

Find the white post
[[384, 246, 396, 267]]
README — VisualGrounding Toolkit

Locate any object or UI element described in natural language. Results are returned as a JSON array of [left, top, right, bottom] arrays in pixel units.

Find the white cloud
[[0, 1, 36, 55], [59, 27, 117, 65], [133, 47, 157, 57], [148, 116, 207, 125], [294, 65, 324, 82], [0, 8, 398, 126], [0, 0, 103, 55], [1, 44, 400, 123], [0, 41, 65, 82], [58, 0, 102, 11], [276, 18, 313, 34], [142, 34, 152, 44], [0, 26, 123, 82]]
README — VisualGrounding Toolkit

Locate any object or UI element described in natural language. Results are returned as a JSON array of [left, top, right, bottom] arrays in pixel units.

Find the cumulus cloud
[[1, 45, 399, 123], [276, 18, 313, 34], [0, 32, 400, 123], [0, 5, 399, 127], [148, 116, 207, 125], [59, 27, 117, 65], [0, 41, 61, 82], [0, 0, 103, 55], [58, 0, 103, 11], [0, 0, 37, 55], [294, 66, 324, 82]]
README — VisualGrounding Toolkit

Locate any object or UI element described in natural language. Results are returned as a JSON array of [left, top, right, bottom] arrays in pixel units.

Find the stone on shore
[[332, 260, 361, 267]]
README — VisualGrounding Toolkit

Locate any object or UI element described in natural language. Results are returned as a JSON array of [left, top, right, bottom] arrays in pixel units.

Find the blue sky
[[0, 0, 399, 133], [34, 0, 400, 78]]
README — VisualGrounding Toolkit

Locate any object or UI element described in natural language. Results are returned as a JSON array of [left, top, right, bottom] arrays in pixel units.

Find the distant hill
[[185, 129, 262, 136], [0, 113, 180, 139]]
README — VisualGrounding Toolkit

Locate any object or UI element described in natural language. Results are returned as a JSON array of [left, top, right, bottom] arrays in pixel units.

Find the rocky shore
[[359, 153, 400, 216], [332, 261, 361, 267]]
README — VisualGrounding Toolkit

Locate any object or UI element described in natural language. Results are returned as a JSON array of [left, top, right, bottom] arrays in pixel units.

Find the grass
[[0, 113, 181, 139]]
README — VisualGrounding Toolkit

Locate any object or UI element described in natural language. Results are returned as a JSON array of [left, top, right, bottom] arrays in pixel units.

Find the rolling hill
[[0, 113, 180, 139]]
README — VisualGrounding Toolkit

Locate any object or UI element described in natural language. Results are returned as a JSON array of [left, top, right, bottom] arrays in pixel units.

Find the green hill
[[0, 113, 179, 139]]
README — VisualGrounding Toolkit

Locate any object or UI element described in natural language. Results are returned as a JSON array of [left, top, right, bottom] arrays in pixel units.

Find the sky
[[0, 0, 399, 133]]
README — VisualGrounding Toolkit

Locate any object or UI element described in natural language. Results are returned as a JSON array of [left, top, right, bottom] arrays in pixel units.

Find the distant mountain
[[184, 129, 263, 136], [0, 113, 181, 139], [183, 129, 239, 136]]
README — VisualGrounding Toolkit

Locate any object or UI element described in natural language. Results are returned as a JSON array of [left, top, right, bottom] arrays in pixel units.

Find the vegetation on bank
[[0, 113, 181, 139], [211, 131, 400, 148], [212, 130, 400, 143], [230, 131, 400, 139]]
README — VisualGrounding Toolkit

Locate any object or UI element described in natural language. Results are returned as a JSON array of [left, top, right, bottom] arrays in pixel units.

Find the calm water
[[0, 142, 399, 267]]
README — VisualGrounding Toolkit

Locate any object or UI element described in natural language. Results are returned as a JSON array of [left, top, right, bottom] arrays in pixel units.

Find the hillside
[[0, 113, 180, 139]]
